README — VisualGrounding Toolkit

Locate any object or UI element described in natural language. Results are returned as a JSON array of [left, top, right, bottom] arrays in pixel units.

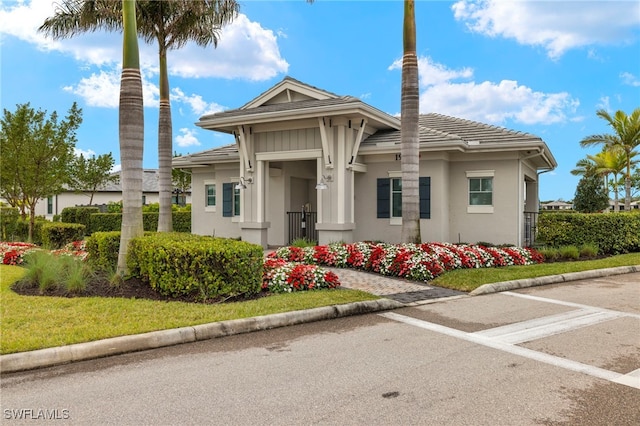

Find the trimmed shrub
[[89, 213, 122, 233], [85, 231, 122, 272], [61, 207, 99, 235], [0, 205, 20, 241], [13, 218, 46, 245], [537, 212, 640, 254], [127, 233, 263, 301], [40, 222, 85, 249], [89, 212, 191, 233]]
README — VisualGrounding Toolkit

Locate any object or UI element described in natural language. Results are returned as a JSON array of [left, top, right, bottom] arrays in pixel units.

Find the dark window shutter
[[222, 183, 233, 217], [419, 177, 431, 219], [377, 178, 390, 218]]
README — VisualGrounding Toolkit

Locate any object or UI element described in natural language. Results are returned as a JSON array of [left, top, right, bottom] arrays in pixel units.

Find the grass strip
[[431, 253, 640, 292], [0, 265, 378, 355]]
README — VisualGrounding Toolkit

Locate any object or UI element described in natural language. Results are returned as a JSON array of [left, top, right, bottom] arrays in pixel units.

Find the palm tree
[[40, 0, 239, 232], [580, 108, 640, 211], [117, 0, 144, 276], [400, 0, 420, 243]]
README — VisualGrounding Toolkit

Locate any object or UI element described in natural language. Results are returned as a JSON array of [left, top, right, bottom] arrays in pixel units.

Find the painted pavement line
[[501, 291, 640, 320], [472, 309, 624, 344], [379, 311, 640, 390]]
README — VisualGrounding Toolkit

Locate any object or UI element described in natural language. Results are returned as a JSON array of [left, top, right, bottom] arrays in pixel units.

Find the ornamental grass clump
[[20, 250, 91, 293]]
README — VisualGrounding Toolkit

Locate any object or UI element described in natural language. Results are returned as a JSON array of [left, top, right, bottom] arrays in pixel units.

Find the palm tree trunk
[[625, 160, 631, 211], [117, 0, 144, 276], [157, 48, 173, 232], [400, 0, 421, 244]]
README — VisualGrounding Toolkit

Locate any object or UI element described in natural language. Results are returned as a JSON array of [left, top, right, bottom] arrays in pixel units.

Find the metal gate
[[523, 211, 538, 247], [287, 211, 318, 245]]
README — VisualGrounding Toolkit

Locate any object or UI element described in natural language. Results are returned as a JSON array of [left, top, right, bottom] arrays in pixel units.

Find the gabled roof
[[196, 77, 400, 132], [173, 144, 239, 168], [240, 76, 339, 109]]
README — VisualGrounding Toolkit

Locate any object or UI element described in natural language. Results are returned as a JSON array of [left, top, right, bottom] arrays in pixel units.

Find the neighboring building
[[540, 201, 573, 211], [606, 199, 640, 211], [173, 77, 557, 248], [34, 169, 191, 220]]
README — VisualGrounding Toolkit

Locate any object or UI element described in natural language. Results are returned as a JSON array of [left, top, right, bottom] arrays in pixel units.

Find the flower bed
[[269, 242, 543, 282], [0, 242, 40, 265]]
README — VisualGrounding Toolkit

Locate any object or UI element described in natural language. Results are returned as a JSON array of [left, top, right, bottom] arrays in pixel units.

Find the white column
[[316, 158, 323, 223], [257, 160, 264, 223]]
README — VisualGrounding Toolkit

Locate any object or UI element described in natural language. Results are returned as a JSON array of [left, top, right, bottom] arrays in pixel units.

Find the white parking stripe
[[472, 309, 624, 344], [501, 292, 640, 319], [379, 311, 640, 390]]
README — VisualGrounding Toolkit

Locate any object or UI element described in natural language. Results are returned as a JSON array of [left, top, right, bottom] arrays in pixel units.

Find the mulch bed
[[11, 275, 271, 305]]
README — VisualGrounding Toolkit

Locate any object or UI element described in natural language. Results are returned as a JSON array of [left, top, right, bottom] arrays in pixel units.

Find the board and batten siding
[[255, 128, 322, 153]]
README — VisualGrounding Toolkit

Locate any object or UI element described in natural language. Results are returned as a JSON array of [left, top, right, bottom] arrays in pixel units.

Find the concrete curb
[[469, 265, 640, 296], [0, 298, 404, 374]]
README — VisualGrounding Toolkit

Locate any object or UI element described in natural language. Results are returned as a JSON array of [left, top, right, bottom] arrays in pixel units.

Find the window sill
[[390, 217, 402, 226], [205, 206, 216, 213], [467, 205, 494, 214]]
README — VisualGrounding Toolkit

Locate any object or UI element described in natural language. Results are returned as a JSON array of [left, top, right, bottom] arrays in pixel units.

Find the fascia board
[[196, 103, 400, 131]]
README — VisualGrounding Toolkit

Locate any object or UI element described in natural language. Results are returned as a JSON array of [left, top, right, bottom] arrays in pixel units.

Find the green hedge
[[0, 206, 20, 240], [537, 212, 640, 254], [85, 231, 122, 272], [89, 212, 191, 233], [61, 207, 99, 235], [127, 233, 263, 301], [40, 222, 85, 249]]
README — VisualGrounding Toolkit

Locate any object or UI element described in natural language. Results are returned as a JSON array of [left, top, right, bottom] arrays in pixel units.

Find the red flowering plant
[[262, 259, 340, 293], [51, 241, 89, 262], [0, 242, 40, 265], [269, 241, 544, 283]]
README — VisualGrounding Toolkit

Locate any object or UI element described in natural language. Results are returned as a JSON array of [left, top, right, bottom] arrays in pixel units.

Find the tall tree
[[573, 174, 609, 213], [400, 0, 421, 243], [580, 108, 640, 211], [0, 103, 82, 241], [68, 153, 119, 204], [117, 0, 145, 276], [40, 0, 239, 233]]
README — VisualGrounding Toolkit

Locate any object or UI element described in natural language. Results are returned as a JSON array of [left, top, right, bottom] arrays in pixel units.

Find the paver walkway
[[264, 249, 465, 305], [326, 267, 465, 305]]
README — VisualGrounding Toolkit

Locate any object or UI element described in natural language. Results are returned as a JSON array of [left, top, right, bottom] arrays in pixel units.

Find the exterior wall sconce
[[315, 174, 333, 190], [235, 177, 253, 190]]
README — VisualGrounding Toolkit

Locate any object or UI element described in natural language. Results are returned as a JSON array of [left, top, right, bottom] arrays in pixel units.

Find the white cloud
[[597, 96, 611, 111], [168, 14, 288, 80], [171, 88, 225, 116], [620, 72, 640, 87], [74, 148, 96, 158], [175, 128, 201, 148], [63, 69, 159, 108], [391, 56, 578, 125], [452, 0, 640, 59], [1, 1, 287, 84]]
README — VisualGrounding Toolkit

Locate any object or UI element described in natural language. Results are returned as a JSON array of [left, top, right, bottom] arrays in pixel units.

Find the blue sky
[[1, 0, 639, 201]]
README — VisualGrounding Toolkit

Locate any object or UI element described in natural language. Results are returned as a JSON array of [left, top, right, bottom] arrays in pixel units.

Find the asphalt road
[[2, 273, 639, 425]]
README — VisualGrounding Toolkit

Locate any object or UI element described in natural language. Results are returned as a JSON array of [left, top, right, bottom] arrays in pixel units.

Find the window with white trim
[[469, 177, 493, 205], [233, 185, 241, 216], [391, 178, 402, 218], [205, 184, 216, 207], [466, 170, 494, 213]]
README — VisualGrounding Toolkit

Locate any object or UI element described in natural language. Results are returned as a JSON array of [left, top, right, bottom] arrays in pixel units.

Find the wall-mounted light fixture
[[234, 176, 253, 190], [315, 174, 333, 190]]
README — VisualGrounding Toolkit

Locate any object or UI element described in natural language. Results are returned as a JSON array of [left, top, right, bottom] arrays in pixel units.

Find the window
[[466, 170, 494, 214], [391, 178, 402, 218], [377, 177, 430, 221], [142, 195, 146, 205], [47, 196, 53, 215], [222, 182, 241, 217], [205, 184, 216, 207], [469, 177, 493, 206], [233, 186, 241, 216]]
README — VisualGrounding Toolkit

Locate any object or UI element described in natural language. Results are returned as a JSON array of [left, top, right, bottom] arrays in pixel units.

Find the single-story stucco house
[[34, 169, 191, 220], [173, 77, 557, 248]]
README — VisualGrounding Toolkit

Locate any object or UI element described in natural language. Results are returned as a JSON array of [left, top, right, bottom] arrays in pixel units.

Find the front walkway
[[327, 267, 465, 305]]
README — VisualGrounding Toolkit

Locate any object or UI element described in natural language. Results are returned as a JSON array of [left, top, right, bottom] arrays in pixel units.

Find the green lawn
[[0, 265, 378, 355], [432, 252, 640, 292], [2, 252, 638, 355]]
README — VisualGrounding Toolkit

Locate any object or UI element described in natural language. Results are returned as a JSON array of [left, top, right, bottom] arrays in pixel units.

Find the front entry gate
[[287, 211, 318, 245]]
